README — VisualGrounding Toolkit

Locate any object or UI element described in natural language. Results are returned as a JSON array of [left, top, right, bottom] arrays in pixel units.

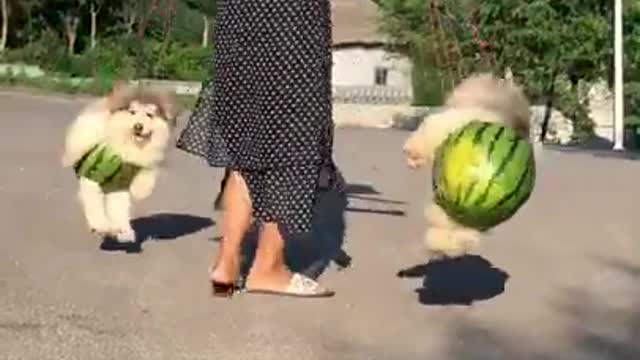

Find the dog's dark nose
[[133, 123, 144, 134]]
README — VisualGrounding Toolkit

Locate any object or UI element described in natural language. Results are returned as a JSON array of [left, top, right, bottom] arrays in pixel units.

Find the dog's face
[[109, 100, 172, 148], [104, 83, 177, 165]]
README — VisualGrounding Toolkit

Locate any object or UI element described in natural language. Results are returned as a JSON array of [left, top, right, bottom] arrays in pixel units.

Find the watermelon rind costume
[[432, 120, 536, 231], [73, 144, 141, 193]]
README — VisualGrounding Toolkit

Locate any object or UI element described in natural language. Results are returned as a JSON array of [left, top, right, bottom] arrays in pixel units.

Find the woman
[[177, 0, 342, 298]]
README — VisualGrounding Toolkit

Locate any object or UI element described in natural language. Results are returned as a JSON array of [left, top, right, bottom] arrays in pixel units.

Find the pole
[[613, 0, 624, 151]]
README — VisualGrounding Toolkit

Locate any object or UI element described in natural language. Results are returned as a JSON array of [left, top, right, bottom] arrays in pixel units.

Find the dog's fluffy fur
[[403, 73, 532, 259], [61, 82, 177, 242]]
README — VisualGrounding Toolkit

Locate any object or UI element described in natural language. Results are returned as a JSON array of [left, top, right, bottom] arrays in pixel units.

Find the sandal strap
[[286, 273, 327, 295]]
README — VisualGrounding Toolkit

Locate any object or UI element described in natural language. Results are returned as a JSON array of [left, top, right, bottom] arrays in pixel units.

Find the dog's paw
[[427, 250, 449, 262], [403, 145, 427, 169], [130, 186, 153, 200], [130, 170, 157, 200], [89, 224, 112, 237], [61, 153, 77, 168], [112, 226, 136, 243]]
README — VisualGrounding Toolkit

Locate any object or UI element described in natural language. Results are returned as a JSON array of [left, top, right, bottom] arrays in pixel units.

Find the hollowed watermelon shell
[[432, 120, 536, 230]]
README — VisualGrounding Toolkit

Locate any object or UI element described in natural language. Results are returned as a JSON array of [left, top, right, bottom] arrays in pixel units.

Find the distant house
[[331, 0, 412, 102]]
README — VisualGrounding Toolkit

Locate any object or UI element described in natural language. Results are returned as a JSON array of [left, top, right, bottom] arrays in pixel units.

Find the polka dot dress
[[176, 0, 343, 235]]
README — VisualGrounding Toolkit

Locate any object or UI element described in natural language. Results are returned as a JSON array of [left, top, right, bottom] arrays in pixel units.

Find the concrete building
[[331, 0, 412, 102]]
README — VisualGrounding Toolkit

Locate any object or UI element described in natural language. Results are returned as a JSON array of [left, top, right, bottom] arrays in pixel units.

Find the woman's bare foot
[[208, 251, 241, 285], [245, 267, 292, 292], [243, 223, 333, 297], [209, 170, 252, 289]]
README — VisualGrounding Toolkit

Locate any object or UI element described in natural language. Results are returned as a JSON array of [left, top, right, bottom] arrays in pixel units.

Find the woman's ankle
[[209, 252, 241, 282]]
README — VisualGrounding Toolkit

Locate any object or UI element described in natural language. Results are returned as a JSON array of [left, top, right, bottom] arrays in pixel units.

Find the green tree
[[1, 0, 8, 52], [475, 0, 612, 140], [180, 0, 216, 47], [377, 0, 491, 105], [88, 0, 107, 49]]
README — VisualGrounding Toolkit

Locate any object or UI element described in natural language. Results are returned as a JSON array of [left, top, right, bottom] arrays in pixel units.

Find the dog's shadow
[[397, 255, 509, 306], [100, 213, 214, 253]]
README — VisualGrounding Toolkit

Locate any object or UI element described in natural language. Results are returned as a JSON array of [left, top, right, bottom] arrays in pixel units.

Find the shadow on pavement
[[443, 258, 640, 359], [398, 255, 509, 306], [235, 188, 352, 281], [100, 213, 214, 254], [343, 183, 406, 217], [211, 182, 405, 281]]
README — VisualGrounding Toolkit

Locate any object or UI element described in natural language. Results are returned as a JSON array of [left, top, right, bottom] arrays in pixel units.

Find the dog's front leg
[[78, 178, 110, 235], [403, 119, 430, 169], [129, 168, 158, 201], [105, 191, 135, 242], [61, 110, 108, 167]]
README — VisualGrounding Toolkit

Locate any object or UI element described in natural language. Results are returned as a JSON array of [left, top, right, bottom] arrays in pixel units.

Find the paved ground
[[0, 90, 639, 360]]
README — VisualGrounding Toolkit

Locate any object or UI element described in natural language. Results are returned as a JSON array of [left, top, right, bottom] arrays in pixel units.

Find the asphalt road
[[0, 90, 638, 360]]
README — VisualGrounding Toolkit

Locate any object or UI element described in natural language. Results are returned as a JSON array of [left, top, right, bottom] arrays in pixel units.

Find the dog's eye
[[145, 113, 153, 118], [129, 109, 136, 115]]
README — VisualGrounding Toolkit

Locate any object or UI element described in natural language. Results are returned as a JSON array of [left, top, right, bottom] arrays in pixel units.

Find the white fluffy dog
[[403, 73, 532, 259], [61, 83, 177, 242]]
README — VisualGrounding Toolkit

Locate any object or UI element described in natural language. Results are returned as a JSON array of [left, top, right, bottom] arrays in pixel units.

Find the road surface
[[0, 90, 638, 359]]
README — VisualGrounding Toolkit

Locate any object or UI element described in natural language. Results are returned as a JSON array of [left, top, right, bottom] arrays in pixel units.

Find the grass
[[0, 74, 198, 111]]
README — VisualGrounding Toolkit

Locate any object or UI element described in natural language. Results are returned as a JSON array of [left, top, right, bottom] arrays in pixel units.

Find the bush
[[625, 81, 640, 125], [2, 33, 213, 82], [152, 43, 211, 81], [1, 30, 67, 70]]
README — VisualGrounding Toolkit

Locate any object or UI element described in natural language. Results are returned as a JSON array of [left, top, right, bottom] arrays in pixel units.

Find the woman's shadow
[[397, 255, 510, 306], [237, 189, 352, 280]]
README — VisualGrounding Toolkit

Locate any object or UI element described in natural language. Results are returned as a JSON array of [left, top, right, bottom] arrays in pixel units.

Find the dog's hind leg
[[424, 202, 480, 259], [78, 178, 110, 236], [105, 191, 135, 242]]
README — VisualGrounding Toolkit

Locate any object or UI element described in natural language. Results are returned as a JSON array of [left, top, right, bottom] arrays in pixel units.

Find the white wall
[[332, 46, 412, 91]]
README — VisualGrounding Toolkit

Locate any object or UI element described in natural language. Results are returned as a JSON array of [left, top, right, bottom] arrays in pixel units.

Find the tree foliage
[[377, 0, 639, 141], [0, 0, 215, 82]]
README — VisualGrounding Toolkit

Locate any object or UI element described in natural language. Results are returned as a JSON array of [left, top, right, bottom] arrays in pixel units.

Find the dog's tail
[[445, 73, 532, 140]]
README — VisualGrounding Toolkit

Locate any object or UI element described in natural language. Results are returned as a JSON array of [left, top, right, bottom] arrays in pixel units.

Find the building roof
[[331, 0, 385, 46]]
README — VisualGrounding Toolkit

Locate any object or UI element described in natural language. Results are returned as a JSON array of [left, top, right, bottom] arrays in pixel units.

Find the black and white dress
[[176, 0, 343, 236]]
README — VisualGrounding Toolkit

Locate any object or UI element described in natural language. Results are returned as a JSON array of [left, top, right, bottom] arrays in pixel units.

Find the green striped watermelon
[[432, 120, 535, 230], [74, 144, 123, 183]]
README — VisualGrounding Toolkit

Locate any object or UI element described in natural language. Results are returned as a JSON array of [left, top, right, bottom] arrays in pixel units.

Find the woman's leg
[[209, 171, 252, 284], [245, 223, 292, 290], [246, 223, 334, 296]]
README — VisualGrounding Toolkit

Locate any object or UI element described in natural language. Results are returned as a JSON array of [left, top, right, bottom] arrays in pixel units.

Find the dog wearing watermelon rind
[[403, 73, 536, 259], [61, 82, 177, 242]]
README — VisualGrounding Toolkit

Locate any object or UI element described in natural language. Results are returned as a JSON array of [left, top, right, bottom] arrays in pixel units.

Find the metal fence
[[332, 85, 412, 104]]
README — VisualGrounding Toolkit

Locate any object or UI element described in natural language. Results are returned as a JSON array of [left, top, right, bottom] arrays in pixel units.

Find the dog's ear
[[106, 81, 133, 112], [155, 90, 179, 125]]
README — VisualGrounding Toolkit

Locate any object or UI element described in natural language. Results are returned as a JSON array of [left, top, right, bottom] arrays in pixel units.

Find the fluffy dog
[[403, 73, 532, 259], [61, 83, 177, 242]]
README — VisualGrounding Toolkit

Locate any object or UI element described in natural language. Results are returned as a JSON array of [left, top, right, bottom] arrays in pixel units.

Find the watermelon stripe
[[486, 158, 532, 213], [90, 146, 107, 181], [459, 123, 492, 205], [486, 126, 505, 161], [490, 132, 520, 179], [472, 129, 516, 207], [437, 130, 457, 199], [73, 144, 98, 175], [102, 161, 124, 185], [478, 135, 520, 206], [450, 124, 469, 147], [471, 122, 491, 145], [77, 145, 104, 178]]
